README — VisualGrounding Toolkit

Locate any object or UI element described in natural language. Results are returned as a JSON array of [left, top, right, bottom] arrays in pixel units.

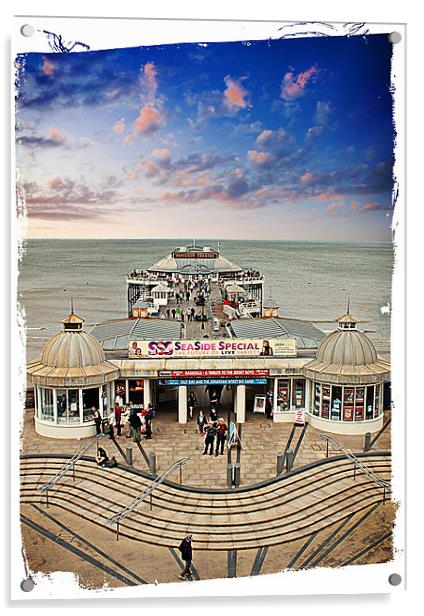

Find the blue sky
[[16, 34, 394, 240]]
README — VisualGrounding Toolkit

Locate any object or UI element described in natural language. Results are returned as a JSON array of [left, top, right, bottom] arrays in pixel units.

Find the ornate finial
[[70, 296, 74, 315], [346, 296, 350, 314]]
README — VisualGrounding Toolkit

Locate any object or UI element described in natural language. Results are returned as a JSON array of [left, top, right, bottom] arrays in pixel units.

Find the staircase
[[20, 453, 391, 552]]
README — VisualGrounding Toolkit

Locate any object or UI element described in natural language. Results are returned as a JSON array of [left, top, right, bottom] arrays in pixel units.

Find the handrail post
[[116, 521, 120, 541], [72, 462, 75, 482], [46, 490, 49, 508], [326, 441, 329, 458], [179, 466, 183, 484], [353, 460, 357, 480]]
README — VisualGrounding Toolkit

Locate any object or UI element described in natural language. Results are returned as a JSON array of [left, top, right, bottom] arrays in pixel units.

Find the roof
[[151, 283, 171, 293], [336, 312, 361, 324], [303, 324, 390, 384], [147, 247, 242, 274], [225, 283, 244, 293], [61, 312, 84, 325], [90, 317, 182, 351], [229, 317, 325, 349]]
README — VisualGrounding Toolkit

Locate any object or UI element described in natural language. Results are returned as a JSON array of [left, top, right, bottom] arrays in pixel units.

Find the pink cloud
[[247, 150, 273, 165], [151, 147, 171, 160], [141, 62, 158, 102], [223, 76, 249, 109], [300, 171, 315, 184], [281, 66, 319, 100], [124, 133, 136, 144], [324, 201, 345, 214], [42, 58, 54, 76], [134, 105, 165, 135], [113, 120, 125, 133], [350, 200, 360, 209], [48, 127, 66, 143], [256, 129, 274, 145]]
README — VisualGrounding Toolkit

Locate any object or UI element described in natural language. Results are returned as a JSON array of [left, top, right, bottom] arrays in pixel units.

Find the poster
[[10, 9, 405, 602]]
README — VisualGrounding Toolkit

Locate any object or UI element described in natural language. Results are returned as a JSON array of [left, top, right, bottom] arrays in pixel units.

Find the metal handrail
[[107, 457, 189, 539], [39, 433, 104, 494], [321, 435, 390, 490]]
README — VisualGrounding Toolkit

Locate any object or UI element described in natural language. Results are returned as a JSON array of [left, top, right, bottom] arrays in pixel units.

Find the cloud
[[141, 62, 158, 103], [305, 126, 324, 141], [281, 65, 319, 100], [151, 148, 171, 160], [324, 201, 345, 214], [223, 76, 250, 109], [48, 127, 66, 143], [133, 104, 165, 135], [247, 150, 274, 166], [113, 119, 126, 133], [42, 58, 54, 76], [314, 101, 332, 125]]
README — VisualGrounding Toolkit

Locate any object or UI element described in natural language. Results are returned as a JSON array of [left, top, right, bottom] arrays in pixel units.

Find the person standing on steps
[[107, 408, 115, 439], [203, 422, 217, 455], [178, 534, 193, 580], [215, 418, 228, 456]]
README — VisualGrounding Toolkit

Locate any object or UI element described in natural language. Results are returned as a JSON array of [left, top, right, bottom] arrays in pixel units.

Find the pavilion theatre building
[[27, 308, 390, 439]]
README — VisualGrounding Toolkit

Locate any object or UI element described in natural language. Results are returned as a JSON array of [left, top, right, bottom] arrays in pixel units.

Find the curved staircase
[[20, 453, 391, 551]]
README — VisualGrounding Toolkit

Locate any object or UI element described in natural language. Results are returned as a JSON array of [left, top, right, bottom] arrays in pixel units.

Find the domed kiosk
[[303, 309, 390, 435], [27, 310, 119, 438]]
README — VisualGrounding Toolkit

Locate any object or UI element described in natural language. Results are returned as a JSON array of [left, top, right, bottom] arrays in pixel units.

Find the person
[[209, 389, 219, 416], [178, 535, 193, 580], [106, 408, 115, 439], [115, 404, 122, 436], [144, 404, 154, 439], [95, 447, 108, 466], [121, 405, 131, 437], [203, 423, 217, 455], [215, 418, 228, 456], [129, 409, 142, 442], [187, 391, 197, 420], [265, 391, 273, 419], [197, 410, 206, 435], [171, 307, 176, 319], [92, 407, 102, 435], [259, 340, 273, 356]]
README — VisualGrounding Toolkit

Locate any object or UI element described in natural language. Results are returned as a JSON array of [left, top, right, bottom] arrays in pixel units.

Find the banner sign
[[129, 338, 296, 359], [158, 369, 270, 377], [159, 378, 268, 386], [172, 251, 218, 259], [295, 408, 305, 425]]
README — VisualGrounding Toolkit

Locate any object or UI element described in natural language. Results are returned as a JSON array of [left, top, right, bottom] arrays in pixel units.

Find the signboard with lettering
[[159, 378, 268, 386], [158, 369, 270, 378], [129, 338, 296, 359], [172, 251, 218, 259]]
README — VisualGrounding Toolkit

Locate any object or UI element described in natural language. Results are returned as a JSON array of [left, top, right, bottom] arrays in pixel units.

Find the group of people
[[91, 401, 156, 442], [187, 388, 228, 457]]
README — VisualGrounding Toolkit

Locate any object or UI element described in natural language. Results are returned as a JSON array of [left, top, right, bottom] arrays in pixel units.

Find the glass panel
[[129, 380, 144, 406], [313, 382, 321, 416], [57, 389, 81, 424], [374, 384, 381, 418], [354, 387, 365, 421], [331, 386, 342, 421], [293, 379, 305, 409], [82, 387, 99, 423], [343, 388, 354, 421], [277, 380, 291, 411], [366, 385, 375, 419], [322, 384, 331, 419], [40, 388, 54, 422]]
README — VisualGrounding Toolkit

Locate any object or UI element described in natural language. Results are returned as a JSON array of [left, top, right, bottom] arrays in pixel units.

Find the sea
[[18, 239, 394, 361]]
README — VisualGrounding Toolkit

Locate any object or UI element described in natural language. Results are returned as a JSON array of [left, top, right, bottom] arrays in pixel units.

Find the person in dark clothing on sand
[[178, 534, 193, 580]]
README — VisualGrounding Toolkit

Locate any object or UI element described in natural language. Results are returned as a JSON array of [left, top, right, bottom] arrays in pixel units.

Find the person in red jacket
[[215, 418, 228, 456]]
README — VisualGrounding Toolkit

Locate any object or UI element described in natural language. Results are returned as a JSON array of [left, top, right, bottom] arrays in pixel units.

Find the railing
[[364, 417, 391, 452], [321, 435, 390, 502], [39, 434, 105, 505], [107, 457, 189, 540]]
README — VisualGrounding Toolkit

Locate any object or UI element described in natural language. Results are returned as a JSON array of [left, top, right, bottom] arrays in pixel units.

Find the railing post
[[234, 463, 241, 488], [116, 521, 120, 541], [46, 490, 49, 509], [353, 460, 357, 480], [149, 452, 157, 476], [227, 463, 233, 488], [364, 432, 372, 452], [383, 486, 386, 504], [126, 444, 133, 466], [286, 449, 294, 472], [179, 466, 183, 484], [72, 462, 75, 482], [276, 452, 284, 476], [326, 440, 329, 458]]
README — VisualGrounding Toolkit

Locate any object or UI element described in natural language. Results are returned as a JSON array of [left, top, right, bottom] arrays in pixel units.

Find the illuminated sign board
[[158, 369, 270, 377], [160, 378, 268, 386], [129, 338, 296, 359]]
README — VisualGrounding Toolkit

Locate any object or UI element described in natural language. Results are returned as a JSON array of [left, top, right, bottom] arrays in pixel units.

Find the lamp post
[[201, 300, 205, 331]]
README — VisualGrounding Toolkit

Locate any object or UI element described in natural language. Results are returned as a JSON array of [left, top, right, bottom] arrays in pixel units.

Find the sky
[[16, 34, 395, 241]]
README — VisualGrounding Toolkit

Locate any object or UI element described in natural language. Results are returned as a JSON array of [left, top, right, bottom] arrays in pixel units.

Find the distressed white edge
[[10, 17, 405, 600]]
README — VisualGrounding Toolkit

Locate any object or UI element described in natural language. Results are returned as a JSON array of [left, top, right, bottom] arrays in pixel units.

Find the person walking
[[187, 390, 197, 420], [122, 405, 132, 438], [92, 407, 102, 435], [171, 307, 176, 319], [178, 535, 193, 580], [115, 404, 122, 436], [215, 418, 228, 456], [203, 423, 217, 455]]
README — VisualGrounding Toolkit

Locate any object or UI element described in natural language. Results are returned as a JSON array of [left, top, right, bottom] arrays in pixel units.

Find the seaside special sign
[[128, 338, 296, 359]]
